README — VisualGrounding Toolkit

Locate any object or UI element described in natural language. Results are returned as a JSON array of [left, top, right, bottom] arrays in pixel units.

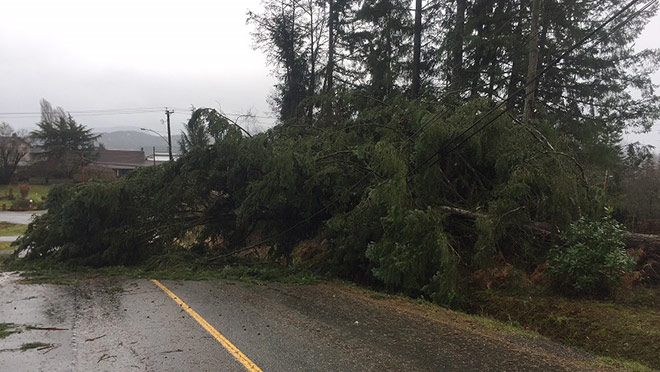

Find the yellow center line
[[151, 279, 264, 372]]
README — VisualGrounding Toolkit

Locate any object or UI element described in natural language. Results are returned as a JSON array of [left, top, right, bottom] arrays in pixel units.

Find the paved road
[[0, 211, 45, 244], [0, 273, 613, 372], [0, 210, 45, 225]]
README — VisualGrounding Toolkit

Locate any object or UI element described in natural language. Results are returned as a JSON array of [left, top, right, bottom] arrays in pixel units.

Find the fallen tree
[[437, 205, 660, 283]]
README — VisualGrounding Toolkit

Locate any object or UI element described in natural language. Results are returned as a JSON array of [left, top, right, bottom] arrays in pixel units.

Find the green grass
[[595, 357, 658, 372], [0, 241, 13, 251], [0, 184, 51, 208], [469, 289, 660, 370], [101, 263, 321, 284], [2, 253, 321, 286], [0, 222, 27, 236]]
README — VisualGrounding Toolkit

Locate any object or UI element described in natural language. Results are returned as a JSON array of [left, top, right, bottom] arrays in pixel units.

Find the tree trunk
[[523, 0, 542, 124], [436, 205, 660, 255], [307, 0, 316, 122], [451, 0, 467, 94], [321, 0, 336, 121], [506, 2, 523, 110], [325, 0, 335, 93], [411, 0, 422, 97]]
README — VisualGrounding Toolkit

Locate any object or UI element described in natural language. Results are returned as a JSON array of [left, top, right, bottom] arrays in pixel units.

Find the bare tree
[[0, 122, 30, 184]]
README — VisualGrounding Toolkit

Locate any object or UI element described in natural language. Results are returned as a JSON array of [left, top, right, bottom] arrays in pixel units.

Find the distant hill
[[96, 131, 181, 153]]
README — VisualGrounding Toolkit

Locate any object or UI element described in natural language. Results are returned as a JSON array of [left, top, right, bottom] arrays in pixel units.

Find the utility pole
[[523, 0, 542, 125], [165, 108, 173, 161]]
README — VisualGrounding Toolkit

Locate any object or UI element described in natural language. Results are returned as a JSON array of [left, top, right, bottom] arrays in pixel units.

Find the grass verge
[[468, 289, 660, 370], [0, 222, 27, 237], [0, 184, 51, 208], [1, 253, 321, 286], [594, 357, 658, 372]]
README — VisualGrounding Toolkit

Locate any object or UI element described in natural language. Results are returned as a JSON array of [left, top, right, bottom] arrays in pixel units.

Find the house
[[92, 148, 152, 177], [20, 146, 173, 180]]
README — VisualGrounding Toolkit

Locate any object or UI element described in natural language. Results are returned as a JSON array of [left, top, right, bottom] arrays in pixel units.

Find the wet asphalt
[[0, 211, 45, 225], [0, 273, 607, 372]]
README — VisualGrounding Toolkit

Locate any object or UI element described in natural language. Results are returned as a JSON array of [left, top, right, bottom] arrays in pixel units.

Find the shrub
[[365, 207, 460, 305], [18, 183, 30, 198], [9, 197, 31, 211], [548, 213, 635, 295]]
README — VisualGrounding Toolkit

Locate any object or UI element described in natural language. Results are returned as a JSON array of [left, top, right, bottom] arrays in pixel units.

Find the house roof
[[94, 149, 146, 167]]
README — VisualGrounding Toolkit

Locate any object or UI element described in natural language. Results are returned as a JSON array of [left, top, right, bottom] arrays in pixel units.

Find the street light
[[140, 128, 171, 161]]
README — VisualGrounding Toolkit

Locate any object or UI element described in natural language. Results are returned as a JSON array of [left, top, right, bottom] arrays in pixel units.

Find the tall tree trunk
[[506, 2, 523, 109], [322, 0, 336, 121], [523, 0, 542, 125], [307, 0, 315, 123], [485, 0, 506, 100], [536, 0, 550, 106], [470, 24, 485, 98], [411, 0, 422, 97], [451, 0, 467, 94], [324, 0, 335, 93]]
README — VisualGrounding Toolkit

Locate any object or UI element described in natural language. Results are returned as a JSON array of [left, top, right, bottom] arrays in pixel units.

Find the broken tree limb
[[437, 205, 660, 253], [436, 205, 558, 237]]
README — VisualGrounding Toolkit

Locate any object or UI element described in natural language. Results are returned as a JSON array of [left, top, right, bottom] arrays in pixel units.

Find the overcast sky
[[0, 0, 658, 143], [0, 0, 275, 135]]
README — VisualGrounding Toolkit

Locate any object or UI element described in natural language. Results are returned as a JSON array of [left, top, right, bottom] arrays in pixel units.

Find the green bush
[[9, 197, 31, 211], [548, 213, 635, 295], [365, 207, 460, 305]]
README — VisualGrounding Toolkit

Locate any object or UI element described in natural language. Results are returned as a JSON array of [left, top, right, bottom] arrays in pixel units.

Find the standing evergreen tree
[[249, 0, 660, 150], [30, 99, 99, 177], [345, 0, 413, 100], [532, 0, 660, 167]]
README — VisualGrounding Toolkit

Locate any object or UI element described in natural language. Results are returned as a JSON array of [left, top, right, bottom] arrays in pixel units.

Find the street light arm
[[140, 128, 170, 147]]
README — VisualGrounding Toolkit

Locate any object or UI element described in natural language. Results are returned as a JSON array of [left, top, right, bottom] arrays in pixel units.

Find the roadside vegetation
[[471, 289, 660, 369], [2, 0, 660, 369], [0, 241, 13, 253], [0, 184, 49, 211], [0, 222, 28, 237]]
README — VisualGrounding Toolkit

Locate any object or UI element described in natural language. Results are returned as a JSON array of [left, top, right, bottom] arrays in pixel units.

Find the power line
[[415, 0, 653, 173], [0, 107, 166, 115], [0, 107, 277, 122], [0, 112, 165, 120], [169, 108, 277, 120]]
